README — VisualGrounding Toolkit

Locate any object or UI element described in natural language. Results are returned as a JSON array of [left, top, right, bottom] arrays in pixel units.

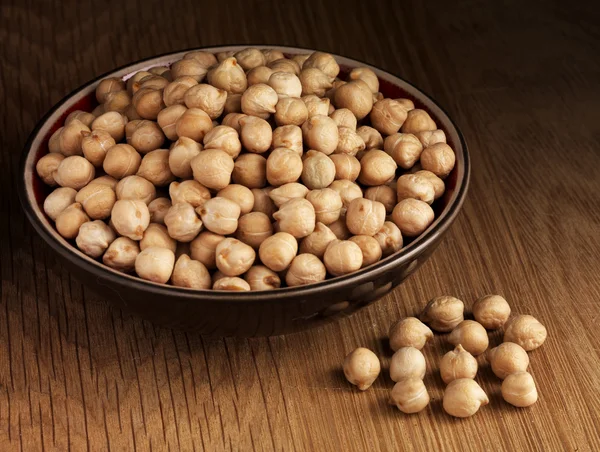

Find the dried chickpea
[[330, 108, 357, 131], [54, 156, 95, 190], [299, 222, 337, 258], [420, 296, 464, 333], [216, 184, 254, 215], [203, 125, 242, 159], [198, 197, 240, 235], [269, 182, 309, 207], [103, 237, 139, 272], [224, 93, 242, 114], [116, 175, 156, 205], [302, 115, 338, 155], [301, 151, 336, 189], [236, 212, 273, 249], [44, 187, 77, 221], [503, 315, 547, 351], [135, 246, 175, 284], [244, 265, 281, 290], [125, 120, 164, 153], [168, 137, 201, 179], [343, 347, 380, 391], [163, 76, 198, 106], [335, 126, 366, 156], [448, 320, 489, 356], [132, 87, 165, 120], [184, 84, 227, 119], [268, 58, 301, 75], [390, 378, 430, 414], [190, 231, 225, 270], [303, 95, 330, 118], [215, 238, 255, 276], [348, 235, 382, 267], [443, 379, 489, 418], [170, 254, 211, 289], [140, 223, 176, 252], [473, 295, 511, 329], [207, 57, 247, 94], [213, 277, 251, 291], [348, 67, 379, 93], [239, 116, 272, 153], [390, 347, 426, 381], [232, 153, 267, 188], [440, 345, 478, 384], [266, 148, 303, 186], [291, 53, 310, 68], [136, 149, 174, 187], [111, 199, 150, 240], [182, 50, 218, 68], [169, 180, 211, 208], [75, 183, 116, 220], [286, 254, 327, 287], [96, 77, 126, 103], [328, 154, 360, 182], [328, 180, 363, 209], [299, 68, 332, 96], [247, 66, 274, 86], [157, 105, 186, 141], [401, 109, 437, 134], [55, 203, 89, 239], [396, 174, 435, 204], [251, 188, 276, 218], [65, 110, 95, 128], [303, 52, 339, 80], [370, 99, 407, 135], [384, 133, 423, 169], [358, 149, 397, 186], [54, 119, 90, 156], [415, 129, 446, 147], [170, 58, 208, 82], [420, 143, 456, 179], [234, 48, 266, 70], [268, 72, 302, 99], [91, 111, 127, 142], [364, 186, 396, 215], [305, 188, 343, 225], [272, 125, 303, 155], [389, 317, 433, 351], [36, 153, 65, 186], [274, 97, 309, 126], [148, 197, 171, 225], [103, 144, 141, 179], [91, 104, 106, 117], [81, 130, 116, 167], [333, 80, 373, 120], [392, 199, 435, 237], [191, 149, 234, 190], [487, 342, 530, 379], [414, 170, 445, 200], [175, 108, 213, 142], [259, 232, 298, 272], [273, 198, 316, 238], [240, 83, 278, 119], [88, 175, 117, 190], [501, 372, 538, 407], [104, 90, 132, 113], [355, 126, 383, 151], [323, 240, 362, 276], [346, 198, 386, 236], [396, 98, 415, 111], [164, 202, 203, 242], [126, 71, 151, 94], [261, 49, 285, 64], [374, 221, 403, 256], [328, 215, 351, 240]]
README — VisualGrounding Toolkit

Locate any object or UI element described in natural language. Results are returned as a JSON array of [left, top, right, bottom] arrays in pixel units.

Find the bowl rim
[[18, 44, 470, 303]]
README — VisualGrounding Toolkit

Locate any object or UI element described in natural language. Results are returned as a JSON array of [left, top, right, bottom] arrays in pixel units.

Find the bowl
[[18, 45, 470, 337]]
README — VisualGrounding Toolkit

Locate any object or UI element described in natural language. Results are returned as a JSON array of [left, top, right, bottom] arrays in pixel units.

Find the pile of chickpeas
[[36, 48, 456, 291], [343, 295, 547, 417]]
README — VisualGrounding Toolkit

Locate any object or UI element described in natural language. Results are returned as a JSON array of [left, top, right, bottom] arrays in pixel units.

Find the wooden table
[[2, 0, 600, 450]]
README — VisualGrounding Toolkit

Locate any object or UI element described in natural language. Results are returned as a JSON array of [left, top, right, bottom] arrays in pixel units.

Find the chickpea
[[168, 137, 202, 179], [247, 66, 274, 86], [443, 379, 489, 418], [370, 99, 407, 135], [65, 110, 96, 128], [487, 342, 529, 380], [501, 372, 538, 407], [236, 212, 273, 249], [301, 151, 335, 189], [346, 198, 386, 237], [343, 347, 380, 391], [333, 80, 373, 120], [203, 125, 242, 159], [73, 220, 115, 258], [139, 223, 176, 252], [207, 57, 247, 94], [328, 154, 360, 183], [214, 238, 256, 277], [157, 105, 186, 141], [190, 149, 234, 190], [251, 188, 276, 218], [234, 48, 266, 71], [328, 179, 363, 209], [420, 143, 456, 179], [503, 315, 547, 351], [240, 83, 278, 119], [110, 199, 150, 240], [285, 254, 327, 287], [415, 129, 446, 148], [414, 170, 445, 200], [232, 153, 267, 188], [244, 265, 281, 291], [272, 125, 303, 156], [364, 186, 395, 215], [104, 90, 132, 113], [299, 68, 332, 97], [102, 237, 140, 272], [36, 153, 65, 186], [126, 71, 152, 94], [348, 235, 382, 267], [392, 199, 435, 237], [170, 58, 208, 82], [88, 175, 117, 190], [384, 133, 423, 169], [401, 109, 437, 134], [169, 180, 211, 208], [239, 116, 272, 153], [396, 174, 435, 204], [136, 149, 174, 187], [303, 94, 330, 118], [81, 130, 116, 167], [103, 144, 141, 180], [213, 277, 251, 291], [440, 344, 478, 384], [273, 198, 316, 238], [268, 58, 301, 76], [55, 203, 90, 239], [91, 104, 106, 117], [132, 87, 165, 120], [348, 67, 379, 94], [261, 49, 285, 64], [182, 50, 217, 69], [374, 222, 403, 257], [135, 246, 175, 284], [472, 295, 511, 329], [323, 240, 362, 276], [330, 108, 357, 131], [115, 175, 156, 205], [389, 317, 433, 351], [44, 187, 77, 221], [389, 378, 430, 414], [126, 119, 164, 153], [183, 84, 227, 119], [259, 232, 298, 272], [305, 188, 343, 225], [96, 77, 126, 103], [168, 254, 211, 289], [163, 76, 198, 106], [268, 72, 302, 99], [217, 184, 254, 214], [266, 148, 303, 186], [75, 182, 116, 220], [396, 98, 415, 111], [224, 93, 242, 114], [335, 126, 366, 156], [190, 231, 225, 270], [91, 111, 127, 142], [197, 197, 240, 235], [148, 197, 171, 225], [164, 202, 203, 242], [175, 108, 213, 142], [301, 115, 338, 155], [274, 97, 309, 126], [302, 52, 339, 80], [420, 296, 464, 333], [356, 126, 383, 150], [291, 53, 310, 68], [390, 347, 426, 381], [358, 149, 397, 186], [299, 222, 337, 258], [328, 215, 352, 240], [269, 182, 309, 207], [54, 156, 95, 190]]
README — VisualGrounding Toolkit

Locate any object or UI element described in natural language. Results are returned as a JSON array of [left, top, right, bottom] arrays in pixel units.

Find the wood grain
[[2, 0, 600, 450]]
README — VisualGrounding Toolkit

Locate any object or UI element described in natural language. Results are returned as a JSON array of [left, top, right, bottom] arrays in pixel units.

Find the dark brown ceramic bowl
[[18, 45, 470, 337]]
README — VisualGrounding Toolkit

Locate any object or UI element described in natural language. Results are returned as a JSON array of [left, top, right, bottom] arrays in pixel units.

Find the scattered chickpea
[[244, 265, 281, 290], [358, 149, 397, 186], [259, 232, 298, 272], [135, 246, 175, 284], [299, 68, 332, 97], [384, 133, 423, 169], [266, 148, 303, 186], [239, 116, 272, 153], [273, 198, 316, 238], [415, 129, 446, 148], [55, 203, 90, 239], [213, 277, 251, 291], [323, 240, 362, 276], [420, 296, 464, 333], [501, 371, 538, 407], [285, 254, 327, 286], [191, 149, 234, 190], [301, 150, 336, 189], [168, 137, 202, 179], [232, 153, 267, 188], [401, 109, 437, 134], [420, 143, 456, 179], [215, 238, 256, 276], [44, 187, 78, 221], [236, 212, 273, 249], [302, 115, 339, 155], [198, 197, 241, 235], [390, 378, 430, 414], [487, 342, 530, 379], [343, 347, 380, 391], [503, 315, 547, 351], [75, 182, 116, 220], [203, 125, 242, 159], [473, 295, 511, 329], [102, 237, 139, 272], [92, 111, 127, 142], [440, 345, 478, 384], [190, 231, 225, 270], [373, 221, 403, 256], [390, 347, 426, 381], [247, 66, 274, 86], [348, 235, 382, 267], [207, 57, 247, 94], [164, 202, 203, 242], [299, 222, 337, 258], [272, 125, 303, 156], [443, 379, 489, 418], [103, 144, 142, 180], [268, 182, 309, 207], [175, 108, 213, 142], [36, 153, 65, 186], [75, 220, 116, 258], [147, 197, 172, 225], [115, 175, 156, 205], [389, 317, 433, 351], [346, 198, 386, 237], [139, 223, 176, 252], [392, 198, 435, 237]]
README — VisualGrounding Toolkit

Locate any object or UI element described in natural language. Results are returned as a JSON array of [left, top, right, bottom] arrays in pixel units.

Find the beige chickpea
[[268, 58, 301, 75], [330, 108, 357, 131], [132, 87, 165, 120], [396, 98, 415, 111], [232, 154, 267, 188], [329, 154, 360, 182], [420, 296, 464, 332], [136, 149, 174, 187], [250, 188, 276, 218], [190, 149, 234, 190], [175, 108, 213, 142], [390, 378, 430, 414], [102, 237, 139, 272], [303, 52, 339, 79], [305, 188, 343, 225], [335, 126, 366, 156], [65, 110, 96, 128], [234, 48, 266, 71], [90, 104, 106, 117], [401, 109, 437, 134], [324, 240, 362, 276], [214, 238, 256, 277], [261, 49, 285, 64], [148, 197, 171, 225], [126, 71, 151, 94], [55, 203, 90, 239], [414, 170, 445, 200], [302, 95, 330, 118], [268, 182, 308, 207], [358, 149, 397, 186], [392, 199, 435, 237], [364, 186, 396, 215], [348, 67, 379, 93], [291, 53, 310, 68], [328, 180, 363, 209], [272, 125, 303, 155], [81, 130, 116, 167], [164, 202, 203, 242], [266, 148, 303, 186], [443, 379, 489, 418], [302, 115, 339, 155], [473, 295, 511, 329], [111, 199, 150, 240], [183, 50, 218, 68], [487, 342, 529, 380], [223, 93, 242, 114], [217, 184, 254, 214], [396, 174, 435, 204], [103, 144, 141, 180], [91, 111, 127, 142], [299, 68, 332, 97], [190, 231, 225, 270], [183, 84, 227, 119], [36, 153, 65, 186], [415, 129, 446, 148], [333, 80, 373, 120], [207, 57, 247, 94], [247, 66, 274, 86], [75, 183, 116, 220], [374, 221, 403, 256], [96, 77, 126, 103], [348, 235, 382, 267], [104, 90, 132, 113], [213, 277, 251, 291], [371, 99, 408, 135], [74, 220, 115, 258], [244, 265, 281, 290], [300, 151, 335, 189], [197, 197, 240, 235], [53, 156, 95, 190], [88, 175, 118, 190], [356, 126, 383, 150], [236, 212, 273, 249], [156, 105, 186, 141], [169, 180, 211, 208], [135, 246, 175, 284], [124, 103, 142, 121], [268, 72, 302, 99], [273, 198, 316, 238], [239, 116, 272, 153], [168, 137, 202, 179], [240, 83, 278, 119], [346, 198, 386, 237], [170, 58, 208, 82], [170, 254, 211, 289], [286, 254, 326, 287], [163, 76, 198, 106], [274, 97, 309, 126], [299, 222, 337, 258], [328, 215, 351, 240], [420, 143, 456, 179], [343, 347, 380, 391], [502, 372, 538, 407], [440, 344, 478, 384], [139, 223, 176, 252], [384, 133, 423, 169], [53, 119, 90, 156], [115, 175, 156, 205], [390, 346, 426, 381], [389, 317, 433, 351], [503, 315, 547, 351], [448, 320, 489, 356], [259, 232, 298, 272], [44, 187, 77, 221], [126, 120, 165, 154], [203, 125, 242, 159]]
